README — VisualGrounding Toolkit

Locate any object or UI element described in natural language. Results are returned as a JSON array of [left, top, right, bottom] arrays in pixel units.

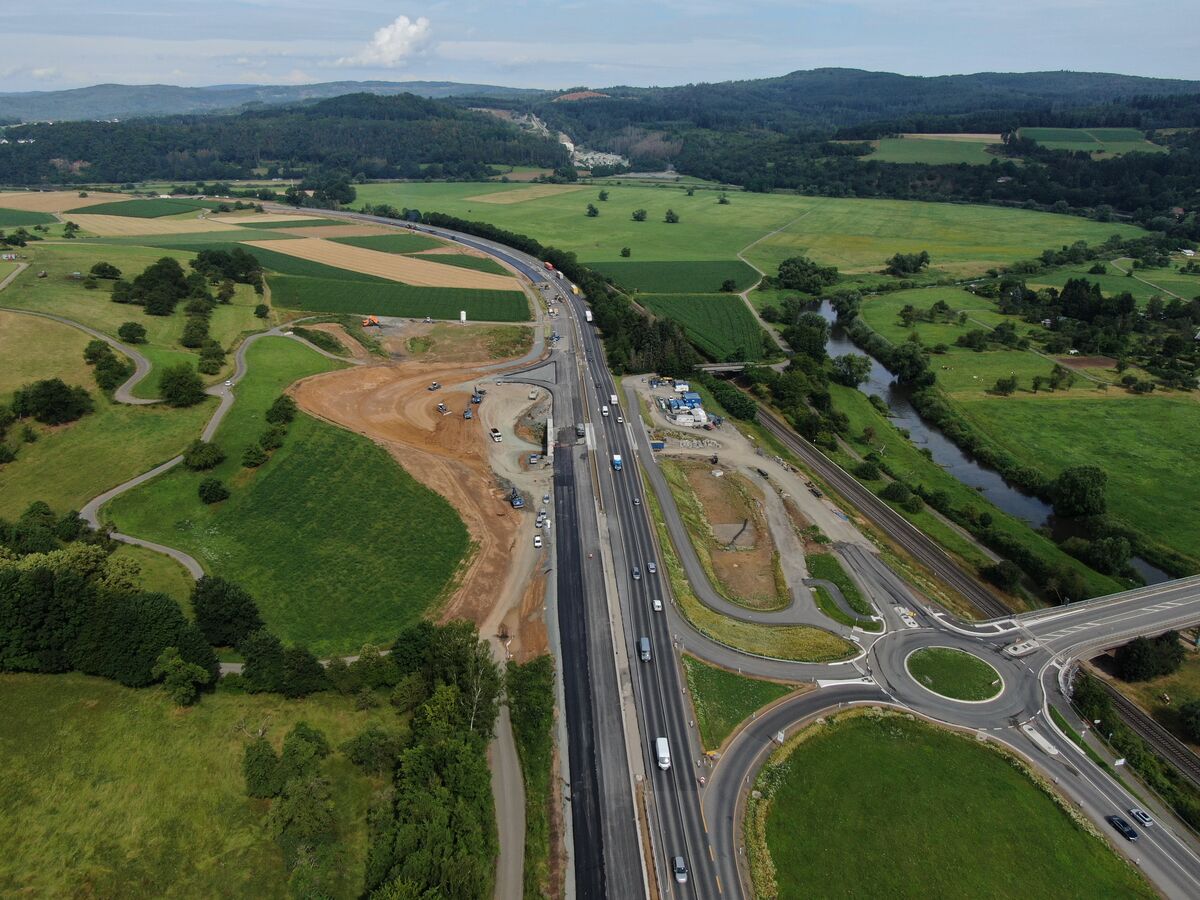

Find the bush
[[254, 303, 269, 318], [198, 477, 229, 504], [1180, 699, 1200, 743], [854, 461, 880, 480], [281, 647, 329, 698], [259, 424, 287, 451], [11, 379, 94, 425], [880, 481, 911, 504], [181, 317, 209, 349], [982, 560, 1023, 590], [192, 576, 263, 647], [265, 395, 297, 425], [117, 321, 147, 344], [152, 646, 211, 706], [159, 363, 206, 407], [1114, 632, 1185, 682], [342, 726, 404, 774], [239, 628, 285, 693], [90, 261, 122, 280], [243, 737, 282, 798], [242, 444, 268, 468], [182, 439, 225, 471]]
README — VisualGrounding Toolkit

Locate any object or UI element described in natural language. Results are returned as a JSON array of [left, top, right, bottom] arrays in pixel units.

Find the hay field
[[64, 214, 242, 236], [465, 184, 587, 204], [242, 237, 521, 289], [0, 191, 134, 213]]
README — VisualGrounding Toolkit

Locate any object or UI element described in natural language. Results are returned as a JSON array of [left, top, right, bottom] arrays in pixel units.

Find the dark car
[[1106, 815, 1139, 842]]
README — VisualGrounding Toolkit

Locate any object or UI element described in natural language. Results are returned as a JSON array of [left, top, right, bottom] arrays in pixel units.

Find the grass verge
[[681, 654, 794, 750], [645, 482, 854, 662], [269, 274, 531, 322], [506, 656, 555, 900]]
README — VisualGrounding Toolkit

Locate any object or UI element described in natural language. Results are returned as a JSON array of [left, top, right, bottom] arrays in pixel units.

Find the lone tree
[[254, 303, 269, 319], [598, 190, 609, 201], [992, 375, 1019, 395], [620, 247, 631, 258], [90, 261, 122, 279], [664, 209, 679, 224], [117, 322, 147, 344], [585, 203, 599, 217], [718, 193, 730, 205], [1052, 465, 1107, 517], [11, 379, 94, 425], [159, 363, 206, 407], [720, 279, 737, 293], [885, 250, 931, 276], [631, 209, 647, 222]]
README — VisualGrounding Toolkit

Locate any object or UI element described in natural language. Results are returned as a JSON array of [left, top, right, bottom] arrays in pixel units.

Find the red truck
[[543, 261, 554, 271]]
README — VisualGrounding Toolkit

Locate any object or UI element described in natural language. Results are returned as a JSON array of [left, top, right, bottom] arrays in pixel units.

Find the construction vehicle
[[471, 393, 482, 404], [463, 408, 473, 420], [436, 402, 448, 414], [571, 284, 581, 296], [361, 315, 381, 327], [510, 488, 524, 509], [612, 454, 623, 471], [428, 382, 441, 391]]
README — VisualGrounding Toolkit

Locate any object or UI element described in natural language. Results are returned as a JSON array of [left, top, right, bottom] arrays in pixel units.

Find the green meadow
[[105, 338, 470, 654], [867, 137, 1002, 165], [1020, 127, 1166, 157], [640, 293, 773, 361]]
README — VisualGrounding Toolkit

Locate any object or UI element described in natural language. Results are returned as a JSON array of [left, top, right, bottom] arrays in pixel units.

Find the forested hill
[[0, 93, 569, 183], [535, 68, 1200, 144], [0, 80, 543, 122]]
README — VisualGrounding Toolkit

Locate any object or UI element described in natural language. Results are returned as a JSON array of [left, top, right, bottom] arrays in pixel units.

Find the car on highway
[[632, 566, 641, 580], [533, 535, 543, 549], [638, 637, 651, 662], [1129, 808, 1154, 828], [1106, 815, 1139, 841], [647, 561, 657, 574], [633, 497, 641, 506], [617, 415, 624, 423], [672, 856, 688, 884], [652, 596, 663, 611]]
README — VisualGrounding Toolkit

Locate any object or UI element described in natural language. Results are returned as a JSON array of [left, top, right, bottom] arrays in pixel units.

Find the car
[[1129, 808, 1154, 828], [428, 382, 441, 391], [533, 535, 543, 549], [672, 856, 688, 884], [463, 409, 473, 420], [632, 566, 641, 580], [224, 379, 233, 386], [617, 415, 624, 423], [633, 497, 641, 506], [543, 494, 550, 504], [1106, 815, 1139, 842], [647, 562, 657, 574]]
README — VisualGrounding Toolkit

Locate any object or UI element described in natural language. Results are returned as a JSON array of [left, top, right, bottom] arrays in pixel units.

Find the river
[[815, 301, 1170, 585]]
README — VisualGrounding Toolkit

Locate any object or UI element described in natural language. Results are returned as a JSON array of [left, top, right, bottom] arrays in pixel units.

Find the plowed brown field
[[242, 237, 520, 289]]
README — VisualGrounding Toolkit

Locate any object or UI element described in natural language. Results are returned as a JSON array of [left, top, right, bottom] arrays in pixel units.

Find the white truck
[[610, 394, 619, 405], [612, 454, 623, 471], [655, 737, 671, 770], [488, 428, 502, 443], [584, 309, 593, 323]]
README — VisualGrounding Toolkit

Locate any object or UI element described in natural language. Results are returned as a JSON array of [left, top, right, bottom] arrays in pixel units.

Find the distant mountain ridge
[[0, 81, 545, 122]]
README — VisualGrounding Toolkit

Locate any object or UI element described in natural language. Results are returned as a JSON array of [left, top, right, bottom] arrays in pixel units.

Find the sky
[[2, 0, 1197, 92]]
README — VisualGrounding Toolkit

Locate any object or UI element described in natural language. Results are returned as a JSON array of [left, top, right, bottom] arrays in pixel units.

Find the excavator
[[361, 315, 381, 327]]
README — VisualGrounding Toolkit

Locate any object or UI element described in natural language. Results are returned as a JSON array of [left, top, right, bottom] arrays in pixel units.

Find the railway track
[[754, 405, 1012, 620], [1100, 680, 1200, 789]]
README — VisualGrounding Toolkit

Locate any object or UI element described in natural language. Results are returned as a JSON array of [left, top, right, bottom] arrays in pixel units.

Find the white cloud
[[30, 66, 59, 79], [337, 15, 432, 67]]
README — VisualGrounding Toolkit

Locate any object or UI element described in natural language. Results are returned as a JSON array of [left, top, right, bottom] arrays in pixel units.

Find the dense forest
[[0, 93, 567, 183]]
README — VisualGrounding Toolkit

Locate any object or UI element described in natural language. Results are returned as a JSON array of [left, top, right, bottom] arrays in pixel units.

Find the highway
[[294, 205, 1200, 900]]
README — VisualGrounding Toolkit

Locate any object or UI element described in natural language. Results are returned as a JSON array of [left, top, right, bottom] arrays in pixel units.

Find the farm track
[[753, 404, 1012, 619], [1098, 679, 1200, 789]]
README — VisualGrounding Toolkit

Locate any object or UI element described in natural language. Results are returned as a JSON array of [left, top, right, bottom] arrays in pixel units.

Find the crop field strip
[[269, 275, 531, 322], [0, 207, 57, 227], [589, 258, 760, 293], [240, 237, 522, 289], [640, 293, 771, 361], [64, 214, 243, 236], [0, 190, 135, 213], [64, 197, 222, 217], [464, 184, 588, 204]]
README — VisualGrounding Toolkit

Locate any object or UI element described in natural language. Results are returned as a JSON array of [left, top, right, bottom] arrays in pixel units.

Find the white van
[[652, 596, 663, 612], [655, 737, 671, 770], [601, 405, 609, 417], [638, 637, 652, 662]]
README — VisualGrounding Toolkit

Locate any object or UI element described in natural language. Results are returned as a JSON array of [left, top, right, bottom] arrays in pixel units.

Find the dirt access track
[[289, 327, 550, 655]]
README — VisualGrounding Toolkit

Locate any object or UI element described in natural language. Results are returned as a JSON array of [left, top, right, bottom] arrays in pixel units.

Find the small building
[[682, 391, 703, 409], [1182, 249, 1196, 258], [672, 381, 691, 394]]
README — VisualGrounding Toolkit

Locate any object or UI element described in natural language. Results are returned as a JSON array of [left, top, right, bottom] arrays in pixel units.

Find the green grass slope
[[270, 274, 530, 322], [641, 293, 771, 361], [0, 207, 57, 227], [757, 713, 1152, 899], [0, 673, 393, 899], [105, 338, 470, 654]]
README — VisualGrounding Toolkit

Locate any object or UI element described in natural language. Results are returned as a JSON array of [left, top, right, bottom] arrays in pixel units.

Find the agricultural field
[[589, 258, 759, 293], [866, 134, 1004, 165], [1030, 257, 1200, 306], [270, 275, 530, 322], [0, 190, 135, 213], [1019, 127, 1167, 157], [0, 206, 56, 227], [0, 673, 393, 900], [0, 309, 213, 518], [750, 712, 1152, 899], [64, 197, 221, 217], [641, 293, 773, 361], [105, 338, 470, 655], [329, 232, 445, 254]]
